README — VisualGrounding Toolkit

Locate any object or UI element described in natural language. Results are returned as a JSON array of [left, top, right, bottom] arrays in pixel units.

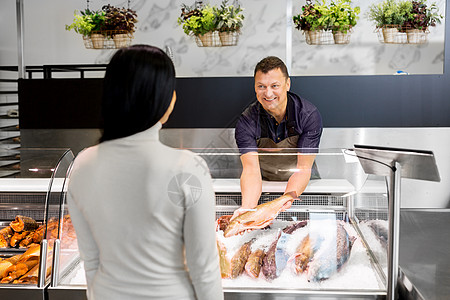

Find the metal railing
[[0, 64, 107, 79]]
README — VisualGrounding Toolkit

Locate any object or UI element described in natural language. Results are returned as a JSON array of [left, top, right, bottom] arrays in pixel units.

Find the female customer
[[67, 45, 223, 300]]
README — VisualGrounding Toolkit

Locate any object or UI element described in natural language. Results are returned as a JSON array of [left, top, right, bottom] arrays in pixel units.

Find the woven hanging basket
[[82, 30, 133, 49], [219, 31, 239, 46], [303, 30, 334, 45], [193, 31, 240, 47], [376, 25, 429, 44], [332, 30, 352, 44]]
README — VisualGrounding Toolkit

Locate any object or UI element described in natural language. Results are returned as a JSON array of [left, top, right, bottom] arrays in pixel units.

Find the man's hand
[[280, 193, 295, 212]]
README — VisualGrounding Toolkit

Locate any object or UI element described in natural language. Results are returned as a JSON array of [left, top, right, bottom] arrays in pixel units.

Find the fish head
[[223, 219, 255, 237]]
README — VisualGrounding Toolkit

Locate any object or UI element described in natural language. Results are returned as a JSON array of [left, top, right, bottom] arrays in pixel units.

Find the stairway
[[0, 69, 21, 177]]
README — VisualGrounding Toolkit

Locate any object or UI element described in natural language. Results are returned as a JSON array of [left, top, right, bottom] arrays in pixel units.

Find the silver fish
[[307, 222, 355, 282], [367, 220, 388, 250]]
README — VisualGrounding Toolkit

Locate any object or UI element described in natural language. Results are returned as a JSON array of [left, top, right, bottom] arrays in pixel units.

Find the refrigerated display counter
[[0, 148, 74, 300], [48, 148, 394, 300]]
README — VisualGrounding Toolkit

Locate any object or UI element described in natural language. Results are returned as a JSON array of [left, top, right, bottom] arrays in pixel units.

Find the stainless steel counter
[[398, 209, 450, 300]]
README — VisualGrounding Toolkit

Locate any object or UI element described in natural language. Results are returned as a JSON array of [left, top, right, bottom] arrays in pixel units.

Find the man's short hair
[[254, 56, 289, 79]]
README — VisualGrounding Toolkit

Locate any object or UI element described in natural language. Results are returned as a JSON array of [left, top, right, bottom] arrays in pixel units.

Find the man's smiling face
[[254, 68, 290, 118]]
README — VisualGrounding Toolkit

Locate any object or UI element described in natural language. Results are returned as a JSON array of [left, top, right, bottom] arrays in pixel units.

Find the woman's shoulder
[[70, 144, 104, 175], [73, 144, 99, 162], [166, 147, 210, 175]]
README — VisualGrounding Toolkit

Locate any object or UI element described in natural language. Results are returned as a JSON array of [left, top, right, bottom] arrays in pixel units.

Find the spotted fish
[[217, 238, 254, 279]]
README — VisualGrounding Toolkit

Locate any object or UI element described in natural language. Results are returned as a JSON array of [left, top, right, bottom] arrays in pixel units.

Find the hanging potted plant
[[215, 0, 244, 46], [293, 0, 331, 45], [178, 3, 219, 47], [329, 0, 360, 44], [367, 0, 412, 43], [403, 0, 442, 43], [65, 9, 106, 49], [102, 4, 138, 48]]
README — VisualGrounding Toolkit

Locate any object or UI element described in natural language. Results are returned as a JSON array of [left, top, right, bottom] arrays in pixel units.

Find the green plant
[[178, 3, 217, 36], [403, 0, 442, 30], [215, 0, 244, 33], [102, 4, 138, 33], [367, 0, 412, 28], [293, 0, 332, 31], [65, 9, 105, 36], [329, 0, 360, 33]]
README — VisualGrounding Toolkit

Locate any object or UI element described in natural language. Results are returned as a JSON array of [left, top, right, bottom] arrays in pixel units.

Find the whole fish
[[292, 234, 313, 274], [244, 249, 265, 278], [261, 221, 308, 280], [367, 220, 388, 250], [231, 239, 253, 278], [261, 235, 278, 280], [307, 223, 355, 282], [217, 238, 254, 279], [224, 195, 294, 237], [217, 239, 231, 279]]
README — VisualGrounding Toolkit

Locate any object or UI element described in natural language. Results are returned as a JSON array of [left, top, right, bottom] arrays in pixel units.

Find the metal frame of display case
[[353, 145, 440, 300]]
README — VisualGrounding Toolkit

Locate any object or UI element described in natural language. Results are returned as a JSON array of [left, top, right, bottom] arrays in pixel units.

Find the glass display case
[[0, 148, 74, 300], [48, 147, 393, 300]]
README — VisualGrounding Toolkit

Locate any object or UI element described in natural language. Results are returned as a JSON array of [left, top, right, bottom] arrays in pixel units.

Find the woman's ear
[[159, 91, 177, 124]]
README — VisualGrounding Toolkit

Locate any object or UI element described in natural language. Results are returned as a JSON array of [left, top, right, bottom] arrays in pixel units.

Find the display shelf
[[0, 149, 74, 300]]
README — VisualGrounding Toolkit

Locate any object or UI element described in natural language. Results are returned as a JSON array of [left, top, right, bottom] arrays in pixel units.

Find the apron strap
[[286, 96, 299, 138]]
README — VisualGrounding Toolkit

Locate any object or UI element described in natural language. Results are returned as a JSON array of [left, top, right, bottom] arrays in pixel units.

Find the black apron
[[256, 99, 319, 181]]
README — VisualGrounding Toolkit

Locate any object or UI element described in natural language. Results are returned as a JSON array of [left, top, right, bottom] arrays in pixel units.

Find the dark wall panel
[[19, 78, 103, 129], [166, 77, 255, 128], [18, 72, 450, 129]]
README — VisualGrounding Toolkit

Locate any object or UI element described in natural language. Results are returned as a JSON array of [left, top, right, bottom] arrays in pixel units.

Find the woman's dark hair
[[100, 44, 175, 142], [254, 56, 289, 79]]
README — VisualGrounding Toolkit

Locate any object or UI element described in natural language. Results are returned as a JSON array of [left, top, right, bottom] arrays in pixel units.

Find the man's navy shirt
[[235, 91, 323, 155]]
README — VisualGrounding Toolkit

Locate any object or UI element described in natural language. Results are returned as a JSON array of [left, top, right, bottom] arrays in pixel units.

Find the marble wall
[[0, 0, 446, 77]]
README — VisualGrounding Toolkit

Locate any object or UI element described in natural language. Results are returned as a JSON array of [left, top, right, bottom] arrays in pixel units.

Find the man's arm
[[284, 154, 316, 198], [240, 151, 262, 209]]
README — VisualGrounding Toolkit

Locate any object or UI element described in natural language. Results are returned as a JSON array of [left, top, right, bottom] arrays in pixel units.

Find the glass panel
[[44, 149, 75, 287], [353, 175, 389, 283]]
